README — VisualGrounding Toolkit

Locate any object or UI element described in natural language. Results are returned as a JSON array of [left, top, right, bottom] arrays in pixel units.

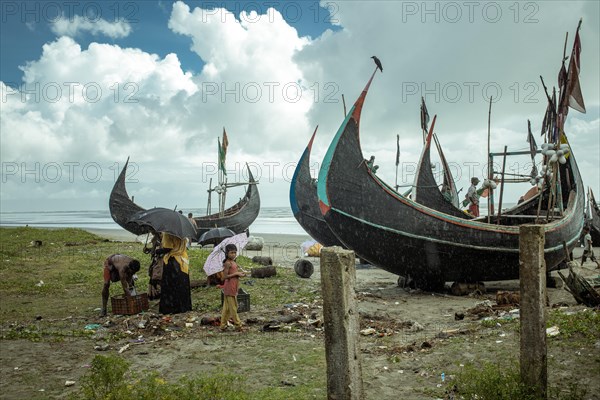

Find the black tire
[[294, 259, 314, 278]]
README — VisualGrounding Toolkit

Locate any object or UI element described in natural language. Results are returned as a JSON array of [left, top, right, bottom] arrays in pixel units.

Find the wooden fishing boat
[[193, 165, 260, 237], [413, 118, 469, 219], [289, 127, 346, 247], [109, 157, 149, 236], [317, 69, 584, 290], [109, 160, 260, 238]]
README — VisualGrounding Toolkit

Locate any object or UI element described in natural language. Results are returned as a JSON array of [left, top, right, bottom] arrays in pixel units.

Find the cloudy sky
[[1, 0, 598, 214]]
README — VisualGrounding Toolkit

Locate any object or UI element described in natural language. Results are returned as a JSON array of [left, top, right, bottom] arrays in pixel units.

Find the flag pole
[[342, 94, 346, 117], [206, 178, 212, 215], [562, 31, 569, 63], [395, 134, 400, 191], [487, 96, 493, 223], [420, 97, 427, 144], [496, 146, 508, 225]]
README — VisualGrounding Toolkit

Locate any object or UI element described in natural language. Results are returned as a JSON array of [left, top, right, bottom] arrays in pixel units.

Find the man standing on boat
[[466, 177, 480, 217]]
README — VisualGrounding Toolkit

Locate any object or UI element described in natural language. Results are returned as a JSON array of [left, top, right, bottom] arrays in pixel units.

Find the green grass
[[547, 308, 600, 339], [0, 227, 320, 320], [1, 227, 598, 400], [448, 359, 591, 400], [71, 354, 251, 400]]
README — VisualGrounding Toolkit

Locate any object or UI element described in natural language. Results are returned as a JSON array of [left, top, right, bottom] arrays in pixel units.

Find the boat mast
[[486, 96, 494, 223], [206, 178, 212, 215]]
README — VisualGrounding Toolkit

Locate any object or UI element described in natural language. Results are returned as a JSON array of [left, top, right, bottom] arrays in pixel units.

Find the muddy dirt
[[1, 247, 599, 400]]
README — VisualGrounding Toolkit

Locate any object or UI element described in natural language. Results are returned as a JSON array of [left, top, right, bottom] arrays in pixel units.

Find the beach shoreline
[[85, 227, 314, 268]]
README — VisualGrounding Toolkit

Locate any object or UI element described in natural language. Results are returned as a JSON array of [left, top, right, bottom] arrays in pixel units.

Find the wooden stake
[[320, 246, 364, 399], [519, 225, 547, 399]]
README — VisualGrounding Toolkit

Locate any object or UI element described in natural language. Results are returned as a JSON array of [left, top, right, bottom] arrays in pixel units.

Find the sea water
[[0, 204, 517, 236], [0, 207, 308, 236]]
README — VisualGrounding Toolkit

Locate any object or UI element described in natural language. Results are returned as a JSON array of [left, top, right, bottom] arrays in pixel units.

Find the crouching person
[[101, 254, 141, 316]]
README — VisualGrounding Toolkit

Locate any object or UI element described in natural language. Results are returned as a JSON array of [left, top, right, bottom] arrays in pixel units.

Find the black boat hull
[[193, 166, 260, 238], [109, 158, 149, 236], [289, 128, 346, 247], [318, 71, 584, 287], [109, 160, 260, 238]]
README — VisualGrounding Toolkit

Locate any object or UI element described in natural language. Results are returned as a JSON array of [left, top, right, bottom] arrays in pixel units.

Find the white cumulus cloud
[[50, 15, 132, 38]]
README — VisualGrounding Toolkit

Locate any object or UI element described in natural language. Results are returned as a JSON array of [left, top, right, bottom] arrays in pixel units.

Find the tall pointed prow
[[317, 31, 585, 290]]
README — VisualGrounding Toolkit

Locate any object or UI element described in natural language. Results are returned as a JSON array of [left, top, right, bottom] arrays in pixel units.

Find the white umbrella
[[203, 232, 250, 276]]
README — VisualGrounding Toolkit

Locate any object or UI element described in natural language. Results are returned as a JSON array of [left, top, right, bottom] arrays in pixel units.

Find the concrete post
[[519, 225, 547, 399], [320, 246, 364, 400]]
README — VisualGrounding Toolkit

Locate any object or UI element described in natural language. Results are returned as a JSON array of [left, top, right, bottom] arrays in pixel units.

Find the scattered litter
[[496, 340, 503, 343], [546, 326, 560, 337], [360, 328, 376, 336], [35, 281, 44, 287], [496, 291, 520, 306], [185, 323, 194, 328], [118, 344, 130, 354], [65, 381, 76, 387], [410, 322, 424, 332], [84, 324, 101, 330], [94, 344, 109, 351]]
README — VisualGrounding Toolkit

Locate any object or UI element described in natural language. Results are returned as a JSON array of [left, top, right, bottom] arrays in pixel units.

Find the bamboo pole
[[545, 164, 558, 223], [395, 133, 399, 192], [497, 146, 508, 225], [487, 96, 493, 223], [206, 178, 212, 215]]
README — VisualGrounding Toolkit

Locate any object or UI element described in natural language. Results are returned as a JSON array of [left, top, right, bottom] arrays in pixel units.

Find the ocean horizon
[[0, 203, 516, 237], [0, 207, 309, 236]]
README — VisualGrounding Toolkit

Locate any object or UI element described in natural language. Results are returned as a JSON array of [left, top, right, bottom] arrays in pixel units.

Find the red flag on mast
[[560, 20, 586, 115], [565, 27, 586, 113]]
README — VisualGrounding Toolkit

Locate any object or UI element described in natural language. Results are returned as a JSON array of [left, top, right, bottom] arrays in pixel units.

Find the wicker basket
[[111, 293, 149, 315]]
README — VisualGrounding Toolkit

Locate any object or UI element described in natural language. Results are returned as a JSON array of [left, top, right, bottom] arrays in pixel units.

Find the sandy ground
[[85, 227, 315, 269], [2, 228, 599, 399]]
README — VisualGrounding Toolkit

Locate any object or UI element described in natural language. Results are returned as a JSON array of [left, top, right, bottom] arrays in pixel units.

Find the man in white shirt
[[581, 226, 600, 268]]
